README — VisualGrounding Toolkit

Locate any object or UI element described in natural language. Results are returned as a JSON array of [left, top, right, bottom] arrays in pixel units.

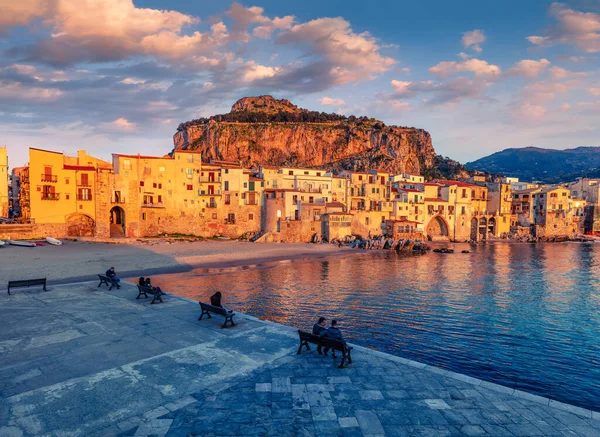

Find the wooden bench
[[98, 274, 120, 290], [7, 278, 47, 295], [297, 330, 353, 368], [137, 284, 164, 304], [198, 302, 235, 328]]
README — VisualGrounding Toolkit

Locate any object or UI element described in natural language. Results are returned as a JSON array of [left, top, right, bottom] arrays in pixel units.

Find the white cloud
[[548, 66, 588, 80], [241, 61, 279, 83], [462, 29, 486, 52], [589, 88, 600, 96], [390, 80, 412, 96], [111, 117, 136, 131], [506, 59, 550, 78], [320, 97, 345, 106], [429, 58, 501, 79], [277, 17, 396, 84], [527, 3, 600, 53]]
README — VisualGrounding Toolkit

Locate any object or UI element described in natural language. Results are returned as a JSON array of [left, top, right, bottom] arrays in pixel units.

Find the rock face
[[173, 96, 438, 174]]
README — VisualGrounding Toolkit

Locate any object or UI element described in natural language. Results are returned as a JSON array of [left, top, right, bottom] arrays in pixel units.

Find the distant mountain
[[465, 146, 600, 183]]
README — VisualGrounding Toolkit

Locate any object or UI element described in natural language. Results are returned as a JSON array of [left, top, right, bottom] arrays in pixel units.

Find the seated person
[[312, 317, 327, 354], [320, 320, 345, 358], [138, 277, 146, 287], [210, 291, 223, 307], [105, 267, 121, 288], [145, 278, 165, 295]]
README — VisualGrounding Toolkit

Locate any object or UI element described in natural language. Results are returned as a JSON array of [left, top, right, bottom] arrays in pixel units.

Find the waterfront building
[[532, 186, 577, 237], [566, 178, 600, 233], [0, 147, 8, 217], [512, 188, 541, 227]]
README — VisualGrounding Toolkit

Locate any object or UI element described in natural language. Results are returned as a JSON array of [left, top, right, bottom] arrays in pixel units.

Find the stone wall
[[0, 223, 67, 240]]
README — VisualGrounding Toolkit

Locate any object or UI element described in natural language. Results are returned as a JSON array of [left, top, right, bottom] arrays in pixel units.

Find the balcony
[[142, 202, 165, 208], [77, 195, 93, 201], [199, 176, 221, 183], [111, 198, 126, 204], [41, 174, 58, 183], [206, 202, 218, 208], [244, 200, 259, 205], [199, 190, 222, 196], [41, 193, 60, 200], [78, 182, 92, 187]]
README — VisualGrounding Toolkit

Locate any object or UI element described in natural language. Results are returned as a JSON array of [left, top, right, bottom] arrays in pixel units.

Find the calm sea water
[[151, 243, 600, 411]]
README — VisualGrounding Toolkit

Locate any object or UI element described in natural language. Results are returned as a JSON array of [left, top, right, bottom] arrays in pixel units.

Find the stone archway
[[488, 217, 497, 238], [470, 217, 478, 241], [66, 213, 95, 237], [110, 206, 126, 238], [478, 217, 487, 241], [426, 215, 449, 238]]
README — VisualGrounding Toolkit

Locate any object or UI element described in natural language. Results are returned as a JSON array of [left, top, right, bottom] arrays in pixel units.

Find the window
[[168, 190, 173, 196], [65, 178, 69, 184], [224, 181, 229, 191], [142, 213, 146, 220], [187, 155, 193, 163], [153, 183, 157, 188], [462, 189, 467, 198], [123, 159, 131, 170], [66, 194, 70, 200], [78, 188, 92, 200], [158, 183, 162, 189], [80, 173, 89, 186], [449, 206, 454, 215], [139, 181, 144, 187], [358, 175, 363, 181], [365, 217, 370, 226], [461, 206, 466, 215], [249, 214, 254, 221], [288, 171, 293, 175], [225, 194, 231, 205], [158, 195, 162, 203], [225, 169, 229, 174], [243, 182, 248, 188], [212, 213, 217, 219], [159, 166, 165, 173], [293, 195, 298, 203], [187, 184, 193, 191], [316, 172, 321, 177], [186, 168, 193, 178]]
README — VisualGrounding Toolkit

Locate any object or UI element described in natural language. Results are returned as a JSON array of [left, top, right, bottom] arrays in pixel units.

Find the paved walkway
[[0, 282, 598, 437]]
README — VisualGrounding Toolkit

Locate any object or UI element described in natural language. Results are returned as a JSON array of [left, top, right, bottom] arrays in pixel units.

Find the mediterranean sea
[[157, 242, 600, 411]]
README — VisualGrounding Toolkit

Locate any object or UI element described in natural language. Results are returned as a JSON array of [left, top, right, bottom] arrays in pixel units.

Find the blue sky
[[1, 0, 599, 168]]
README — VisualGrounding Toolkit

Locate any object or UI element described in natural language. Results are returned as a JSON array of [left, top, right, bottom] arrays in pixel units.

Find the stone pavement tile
[[255, 382, 271, 392], [377, 410, 412, 426], [439, 410, 470, 426], [570, 425, 600, 437], [359, 390, 384, 401], [460, 424, 488, 436], [342, 428, 365, 437], [356, 410, 385, 436], [408, 409, 449, 426], [384, 390, 410, 399], [134, 418, 173, 437], [328, 376, 352, 384], [333, 403, 356, 418], [423, 399, 451, 410], [313, 419, 343, 436], [307, 383, 335, 392], [308, 390, 333, 407], [338, 417, 359, 428], [480, 424, 515, 436], [312, 406, 338, 422], [272, 376, 292, 393], [505, 423, 545, 436]]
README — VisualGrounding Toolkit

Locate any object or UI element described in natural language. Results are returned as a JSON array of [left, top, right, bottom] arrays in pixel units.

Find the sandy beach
[[0, 239, 356, 284]]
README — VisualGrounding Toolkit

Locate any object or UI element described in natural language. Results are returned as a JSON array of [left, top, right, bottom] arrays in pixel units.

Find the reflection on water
[[151, 243, 600, 411]]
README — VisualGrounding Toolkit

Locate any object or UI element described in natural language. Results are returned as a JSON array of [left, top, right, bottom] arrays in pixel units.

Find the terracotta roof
[[435, 179, 477, 188], [173, 149, 201, 154], [63, 165, 96, 171], [249, 176, 263, 181], [424, 197, 447, 202], [113, 153, 172, 160], [424, 182, 442, 186], [326, 202, 345, 207]]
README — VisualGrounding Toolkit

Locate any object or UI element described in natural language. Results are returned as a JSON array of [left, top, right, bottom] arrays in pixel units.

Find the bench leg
[[199, 309, 211, 320], [43, 281, 47, 291], [222, 315, 235, 328], [7, 287, 10, 295], [347, 348, 353, 364], [339, 353, 346, 368], [98, 280, 104, 288], [297, 340, 306, 355]]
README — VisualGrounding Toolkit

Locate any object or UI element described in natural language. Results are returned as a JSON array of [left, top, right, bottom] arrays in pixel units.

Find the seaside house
[[0, 147, 8, 217], [532, 186, 576, 237]]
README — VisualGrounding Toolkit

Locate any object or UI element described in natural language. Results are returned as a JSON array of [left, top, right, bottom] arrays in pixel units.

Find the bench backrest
[[137, 284, 156, 294], [8, 278, 46, 287], [200, 302, 228, 316], [298, 329, 347, 352]]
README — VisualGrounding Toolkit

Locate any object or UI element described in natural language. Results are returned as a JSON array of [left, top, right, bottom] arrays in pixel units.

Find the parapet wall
[[0, 223, 67, 240]]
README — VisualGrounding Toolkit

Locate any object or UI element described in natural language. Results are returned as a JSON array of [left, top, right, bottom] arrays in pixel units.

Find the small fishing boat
[[46, 236, 63, 246], [8, 240, 36, 247], [0, 240, 6, 247]]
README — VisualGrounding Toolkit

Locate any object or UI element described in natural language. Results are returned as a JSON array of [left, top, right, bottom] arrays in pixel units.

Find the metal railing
[[41, 174, 58, 183], [41, 193, 60, 200], [77, 195, 93, 201], [111, 198, 126, 204], [142, 202, 165, 208]]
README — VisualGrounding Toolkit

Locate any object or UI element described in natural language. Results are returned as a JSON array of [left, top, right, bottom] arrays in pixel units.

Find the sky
[[1, 0, 599, 168]]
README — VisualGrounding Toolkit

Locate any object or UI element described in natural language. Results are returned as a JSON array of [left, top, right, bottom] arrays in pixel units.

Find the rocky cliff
[[173, 96, 440, 175]]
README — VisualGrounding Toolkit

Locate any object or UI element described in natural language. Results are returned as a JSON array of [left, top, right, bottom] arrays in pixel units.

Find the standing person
[[320, 320, 345, 358], [312, 317, 327, 354], [210, 291, 223, 307], [105, 267, 120, 288]]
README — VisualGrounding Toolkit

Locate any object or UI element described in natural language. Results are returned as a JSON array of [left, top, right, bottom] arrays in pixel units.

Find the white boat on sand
[[0, 240, 5, 247], [46, 236, 63, 246], [8, 240, 36, 247]]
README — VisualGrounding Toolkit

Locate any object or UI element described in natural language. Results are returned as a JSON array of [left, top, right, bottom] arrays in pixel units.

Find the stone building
[[0, 147, 8, 218], [532, 187, 576, 237], [566, 178, 600, 233]]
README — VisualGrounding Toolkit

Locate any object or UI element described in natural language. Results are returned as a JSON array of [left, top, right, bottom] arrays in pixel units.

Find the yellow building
[[0, 147, 8, 217], [21, 148, 111, 235], [532, 186, 577, 237]]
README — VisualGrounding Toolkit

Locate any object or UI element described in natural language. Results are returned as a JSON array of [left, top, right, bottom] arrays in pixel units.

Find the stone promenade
[[0, 281, 598, 437]]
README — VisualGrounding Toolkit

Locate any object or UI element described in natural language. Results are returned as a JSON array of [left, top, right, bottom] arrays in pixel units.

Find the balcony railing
[[142, 202, 165, 208], [199, 176, 221, 183], [78, 182, 92, 187], [41, 193, 60, 200], [111, 198, 126, 204], [77, 195, 93, 201], [244, 200, 259, 205], [206, 202, 218, 208], [199, 190, 222, 196], [41, 174, 58, 183]]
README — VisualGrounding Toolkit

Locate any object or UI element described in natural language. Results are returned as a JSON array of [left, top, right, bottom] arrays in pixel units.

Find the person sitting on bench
[[320, 319, 345, 358], [312, 317, 327, 354], [210, 291, 223, 307], [106, 267, 120, 284], [138, 277, 146, 287], [145, 278, 164, 295]]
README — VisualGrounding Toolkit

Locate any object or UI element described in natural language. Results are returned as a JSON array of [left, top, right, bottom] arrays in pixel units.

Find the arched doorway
[[470, 217, 478, 241], [426, 215, 449, 239], [110, 206, 126, 238], [66, 213, 95, 237], [488, 217, 497, 238], [478, 217, 487, 240]]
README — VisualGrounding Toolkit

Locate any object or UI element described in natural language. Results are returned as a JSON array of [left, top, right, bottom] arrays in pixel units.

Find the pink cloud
[[429, 58, 501, 79], [506, 59, 550, 78], [462, 29, 486, 52], [320, 97, 345, 106]]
